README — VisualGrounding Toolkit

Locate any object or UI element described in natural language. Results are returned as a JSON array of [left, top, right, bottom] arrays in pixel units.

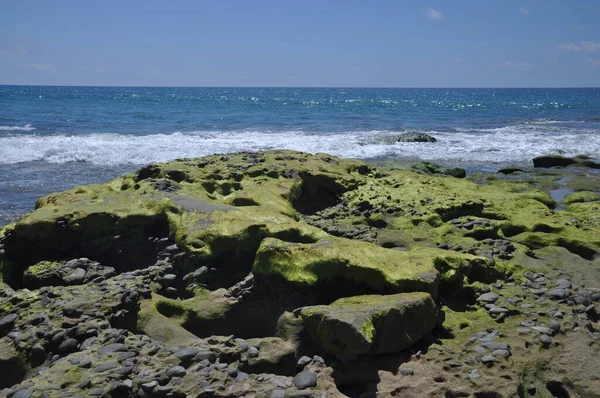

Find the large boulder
[[253, 237, 441, 297], [532, 155, 577, 168], [0, 339, 27, 388], [300, 292, 440, 361], [533, 155, 600, 169]]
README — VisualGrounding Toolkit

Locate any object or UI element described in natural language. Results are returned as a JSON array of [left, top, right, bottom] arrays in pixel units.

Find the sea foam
[[0, 124, 36, 131], [1, 123, 599, 166]]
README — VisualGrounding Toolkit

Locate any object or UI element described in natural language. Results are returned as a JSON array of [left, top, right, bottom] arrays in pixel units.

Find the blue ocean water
[[1, 86, 600, 225]]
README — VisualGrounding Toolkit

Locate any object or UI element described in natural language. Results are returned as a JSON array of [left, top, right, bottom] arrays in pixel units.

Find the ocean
[[1, 86, 599, 225]]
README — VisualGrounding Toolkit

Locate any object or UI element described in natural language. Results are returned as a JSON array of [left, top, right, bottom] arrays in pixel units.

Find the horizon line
[[1, 84, 600, 89]]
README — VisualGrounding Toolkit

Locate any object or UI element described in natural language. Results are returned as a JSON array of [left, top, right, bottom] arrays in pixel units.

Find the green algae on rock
[[300, 292, 439, 361]]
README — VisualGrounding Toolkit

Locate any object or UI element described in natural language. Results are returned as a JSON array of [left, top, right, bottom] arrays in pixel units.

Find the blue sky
[[0, 0, 599, 87]]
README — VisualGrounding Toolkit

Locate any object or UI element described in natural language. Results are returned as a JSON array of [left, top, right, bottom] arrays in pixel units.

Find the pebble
[[12, 390, 32, 398], [548, 289, 567, 300], [399, 368, 414, 376], [297, 356, 312, 369], [175, 347, 201, 361], [88, 387, 105, 396], [531, 326, 553, 335], [468, 369, 481, 379], [248, 346, 259, 358], [93, 362, 118, 372], [166, 365, 186, 378], [477, 292, 499, 303], [193, 350, 217, 363], [292, 372, 317, 390], [0, 313, 18, 330], [555, 279, 571, 289], [492, 349, 511, 358], [539, 334, 553, 346], [98, 343, 127, 356], [480, 355, 499, 364], [58, 338, 79, 354], [480, 341, 509, 351], [236, 372, 249, 382]]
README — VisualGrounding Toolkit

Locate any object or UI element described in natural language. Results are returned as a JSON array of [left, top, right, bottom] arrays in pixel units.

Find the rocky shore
[[1, 150, 600, 398]]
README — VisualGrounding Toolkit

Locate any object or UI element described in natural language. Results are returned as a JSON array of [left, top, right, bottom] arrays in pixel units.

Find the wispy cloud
[[557, 41, 600, 52], [501, 61, 532, 71], [28, 63, 56, 73], [585, 57, 600, 67], [423, 8, 443, 20], [519, 6, 529, 15]]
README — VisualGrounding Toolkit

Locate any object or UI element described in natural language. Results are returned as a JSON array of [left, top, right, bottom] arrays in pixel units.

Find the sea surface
[[1, 86, 600, 225]]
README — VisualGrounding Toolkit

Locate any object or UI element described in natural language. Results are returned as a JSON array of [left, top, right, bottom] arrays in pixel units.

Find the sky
[[0, 0, 599, 87]]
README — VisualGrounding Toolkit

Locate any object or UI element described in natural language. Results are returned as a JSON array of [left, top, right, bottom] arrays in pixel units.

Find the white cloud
[[424, 8, 443, 20], [501, 61, 532, 71], [519, 6, 529, 15], [557, 41, 600, 52], [28, 63, 56, 73], [585, 57, 600, 67]]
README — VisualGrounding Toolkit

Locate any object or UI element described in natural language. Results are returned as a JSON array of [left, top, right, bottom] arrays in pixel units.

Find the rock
[[300, 292, 439, 361], [248, 346, 259, 358], [492, 349, 511, 358], [0, 340, 27, 388], [166, 365, 186, 378], [58, 338, 79, 354], [480, 341, 510, 351], [539, 334, 552, 346], [549, 320, 561, 333], [174, 347, 200, 361], [0, 313, 17, 336], [477, 292, 499, 303], [533, 155, 577, 168], [98, 343, 127, 356], [480, 355, 499, 364], [254, 237, 441, 297], [13, 390, 32, 398], [533, 155, 600, 169], [293, 371, 318, 389], [531, 326, 553, 335], [380, 132, 437, 143], [548, 289, 567, 300], [240, 338, 296, 376], [63, 267, 86, 284], [400, 368, 414, 376], [297, 355, 312, 369]]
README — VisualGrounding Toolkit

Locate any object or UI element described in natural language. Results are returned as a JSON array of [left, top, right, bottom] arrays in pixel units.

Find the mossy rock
[[253, 237, 442, 297], [563, 191, 600, 205], [300, 292, 439, 361]]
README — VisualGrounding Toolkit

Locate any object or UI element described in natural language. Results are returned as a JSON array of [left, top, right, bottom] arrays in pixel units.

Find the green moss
[[24, 260, 61, 276], [300, 292, 438, 361], [253, 237, 444, 295], [564, 191, 600, 204]]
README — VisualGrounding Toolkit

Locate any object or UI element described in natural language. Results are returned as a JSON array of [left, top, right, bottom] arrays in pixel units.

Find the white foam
[[0, 124, 598, 165], [0, 124, 36, 131]]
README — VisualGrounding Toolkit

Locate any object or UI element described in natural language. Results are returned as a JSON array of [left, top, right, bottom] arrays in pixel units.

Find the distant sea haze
[[0, 86, 599, 224]]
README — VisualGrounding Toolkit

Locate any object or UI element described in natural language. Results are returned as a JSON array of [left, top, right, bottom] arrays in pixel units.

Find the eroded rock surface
[[0, 150, 599, 397]]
